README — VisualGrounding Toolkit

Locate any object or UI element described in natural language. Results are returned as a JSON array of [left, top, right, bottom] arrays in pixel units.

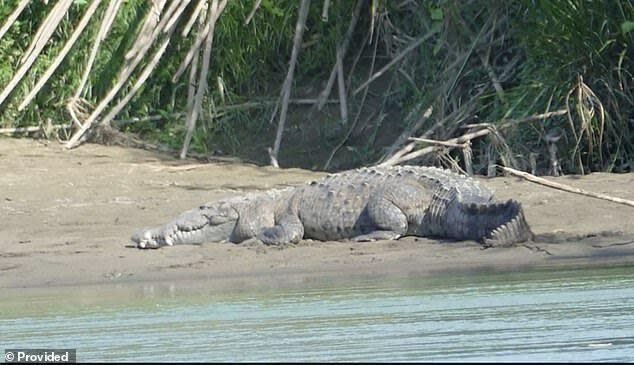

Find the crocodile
[[132, 165, 533, 248]]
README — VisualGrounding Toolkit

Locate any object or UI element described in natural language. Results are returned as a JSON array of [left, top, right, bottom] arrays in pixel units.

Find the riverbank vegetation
[[0, 0, 631, 173]]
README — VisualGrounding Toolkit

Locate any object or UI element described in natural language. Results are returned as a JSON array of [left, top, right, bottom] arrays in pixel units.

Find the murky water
[[2, 266, 634, 362]]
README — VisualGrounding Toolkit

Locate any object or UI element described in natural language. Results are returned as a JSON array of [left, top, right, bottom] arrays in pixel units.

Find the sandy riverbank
[[1, 137, 633, 289]]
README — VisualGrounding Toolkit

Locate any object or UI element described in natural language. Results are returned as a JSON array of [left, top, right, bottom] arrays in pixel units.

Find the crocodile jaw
[[132, 220, 237, 249]]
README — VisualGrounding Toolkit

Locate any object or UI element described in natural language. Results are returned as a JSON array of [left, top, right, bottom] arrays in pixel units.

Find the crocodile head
[[132, 202, 239, 249]]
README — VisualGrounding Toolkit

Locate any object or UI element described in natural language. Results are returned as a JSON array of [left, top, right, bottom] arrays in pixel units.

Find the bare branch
[[244, 0, 262, 25], [0, 0, 30, 42], [500, 166, 634, 208], [0, 0, 74, 108], [19, 0, 103, 111], [269, 0, 311, 168], [181, 0, 228, 159], [352, 28, 438, 95]]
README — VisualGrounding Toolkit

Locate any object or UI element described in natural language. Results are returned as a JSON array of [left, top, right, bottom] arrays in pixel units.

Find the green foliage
[[0, 0, 631, 172]]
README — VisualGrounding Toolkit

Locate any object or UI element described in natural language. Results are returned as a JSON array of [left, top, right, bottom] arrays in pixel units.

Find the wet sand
[[1, 137, 633, 289]]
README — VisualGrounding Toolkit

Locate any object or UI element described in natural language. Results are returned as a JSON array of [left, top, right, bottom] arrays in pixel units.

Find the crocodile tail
[[475, 199, 534, 246]]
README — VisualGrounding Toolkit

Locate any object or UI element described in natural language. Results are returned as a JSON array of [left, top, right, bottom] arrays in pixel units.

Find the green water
[[2, 266, 634, 362]]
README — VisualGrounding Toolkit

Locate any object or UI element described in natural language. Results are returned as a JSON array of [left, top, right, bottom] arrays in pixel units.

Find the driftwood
[[19, 0, 103, 111], [181, 0, 228, 159], [500, 166, 634, 208], [269, 0, 311, 168]]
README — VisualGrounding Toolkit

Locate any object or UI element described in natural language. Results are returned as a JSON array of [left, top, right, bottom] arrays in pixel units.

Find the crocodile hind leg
[[258, 213, 305, 245], [351, 194, 408, 242]]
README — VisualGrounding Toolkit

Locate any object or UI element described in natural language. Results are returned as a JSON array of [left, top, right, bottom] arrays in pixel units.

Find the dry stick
[[352, 28, 437, 96], [73, 0, 123, 100], [316, 0, 363, 110], [182, 0, 207, 36], [479, 52, 505, 103], [463, 109, 569, 130], [378, 106, 434, 166], [19, 0, 103, 111], [0, 124, 70, 135], [101, 1, 191, 129], [500, 166, 634, 208], [386, 128, 491, 166], [164, 0, 192, 33], [66, 0, 175, 148], [380, 105, 433, 162], [323, 27, 380, 170], [0, 0, 30, 42], [181, 0, 228, 159], [269, 0, 311, 168], [125, 0, 168, 61], [381, 60, 545, 166], [385, 109, 569, 167], [0, 0, 73, 108], [335, 47, 348, 126], [323, 47, 349, 169], [408, 137, 468, 148], [101, 29, 179, 129], [321, 0, 331, 21], [186, 20, 204, 113], [20, 0, 74, 65], [244, 0, 262, 25], [172, 0, 222, 83], [112, 99, 338, 125]]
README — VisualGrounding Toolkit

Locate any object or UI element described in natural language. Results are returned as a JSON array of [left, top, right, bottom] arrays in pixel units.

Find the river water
[[2, 266, 633, 362]]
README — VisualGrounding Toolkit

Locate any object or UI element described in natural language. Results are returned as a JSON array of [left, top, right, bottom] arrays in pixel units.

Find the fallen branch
[[0, 0, 30, 42], [19, 0, 103, 111], [352, 28, 438, 95], [500, 166, 634, 208], [269, 0, 311, 168]]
